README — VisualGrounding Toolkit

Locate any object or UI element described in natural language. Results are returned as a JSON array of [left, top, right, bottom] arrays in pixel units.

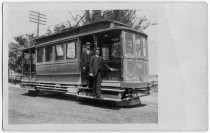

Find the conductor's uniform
[[81, 47, 93, 86], [89, 53, 102, 98]]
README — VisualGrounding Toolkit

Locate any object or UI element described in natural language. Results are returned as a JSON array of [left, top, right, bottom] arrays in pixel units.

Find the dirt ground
[[8, 83, 158, 124]]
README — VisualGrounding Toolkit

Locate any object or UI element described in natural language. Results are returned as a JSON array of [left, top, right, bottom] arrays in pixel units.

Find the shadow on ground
[[22, 92, 120, 110], [22, 91, 146, 110]]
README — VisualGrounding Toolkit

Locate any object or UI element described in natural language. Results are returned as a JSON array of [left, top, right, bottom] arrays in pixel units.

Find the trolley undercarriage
[[21, 81, 150, 107]]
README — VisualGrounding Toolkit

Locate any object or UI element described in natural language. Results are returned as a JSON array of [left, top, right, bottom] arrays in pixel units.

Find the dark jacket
[[89, 55, 102, 76], [81, 50, 93, 68]]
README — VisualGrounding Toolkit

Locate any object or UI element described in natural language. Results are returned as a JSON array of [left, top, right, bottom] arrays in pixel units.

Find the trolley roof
[[22, 20, 147, 50]]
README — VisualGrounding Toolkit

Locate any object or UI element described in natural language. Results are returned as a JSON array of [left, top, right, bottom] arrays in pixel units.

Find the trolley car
[[21, 20, 150, 107]]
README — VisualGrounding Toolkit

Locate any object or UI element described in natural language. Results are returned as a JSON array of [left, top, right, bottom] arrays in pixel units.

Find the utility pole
[[29, 10, 47, 37]]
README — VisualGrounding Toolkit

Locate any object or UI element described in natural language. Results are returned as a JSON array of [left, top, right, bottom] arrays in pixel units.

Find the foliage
[[46, 10, 155, 35], [8, 34, 36, 73], [53, 24, 67, 33], [46, 27, 53, 35], [83, 10, 155, 31], [45, 23, 73, 36]]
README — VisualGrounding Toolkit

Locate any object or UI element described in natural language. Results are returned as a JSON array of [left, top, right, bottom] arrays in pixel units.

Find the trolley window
[[66, 41, 76, 59], [142, 37, 147, 57], [37, 48, 43, 62], [124, 32, 134, 57], [123, 31, 147, 58], [23, 53, 30, 72], [45, 46, 53, 61], [111, 42, 121, 59], [134, 34, 142, 57], [55, 44, 65, 60]]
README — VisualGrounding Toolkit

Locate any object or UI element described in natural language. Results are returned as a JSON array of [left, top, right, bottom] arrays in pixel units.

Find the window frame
[[45, 45, 54, 62], [124, 31, 135, 58], [36, 47, 44, 63], [141, 37, 148, 58], [66, 41, 77, 59], [122, 30, 148, 59], [55, 43, 65, 61], [134, 34, 142, 58], [110, 41, 121, 60]]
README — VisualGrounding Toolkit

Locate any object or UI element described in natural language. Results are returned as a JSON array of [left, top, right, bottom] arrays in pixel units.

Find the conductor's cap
[[96, 47, 100, 50], [86, 42, 91, 45]]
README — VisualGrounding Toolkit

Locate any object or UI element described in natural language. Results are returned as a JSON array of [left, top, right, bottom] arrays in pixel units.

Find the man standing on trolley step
[[81, 42, 93, 87], [89, 47, 102, 98]]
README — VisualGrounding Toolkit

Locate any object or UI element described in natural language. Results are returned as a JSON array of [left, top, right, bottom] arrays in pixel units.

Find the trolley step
[[77, 94, 122, 102], [79, 87, 125, 93], [36, 87, 67, 92]]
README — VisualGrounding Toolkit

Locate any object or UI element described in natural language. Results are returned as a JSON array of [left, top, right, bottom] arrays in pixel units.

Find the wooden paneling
[[36, 75, 80, 83], [36, 62, 79, 75], [123, 58, 149, 82], [36, 64, 54, 75], [53, 62, 78, 74]]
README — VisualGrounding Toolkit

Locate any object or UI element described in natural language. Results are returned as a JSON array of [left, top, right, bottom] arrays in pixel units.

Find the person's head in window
[[86, 42, 91, 51], [95, 47, 100, 56]]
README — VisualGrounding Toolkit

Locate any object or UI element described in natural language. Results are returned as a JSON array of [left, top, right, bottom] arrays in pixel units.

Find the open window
[[23, 52, 30, 76], [45, 45, 53, 62], [37, 47, 43, 63]]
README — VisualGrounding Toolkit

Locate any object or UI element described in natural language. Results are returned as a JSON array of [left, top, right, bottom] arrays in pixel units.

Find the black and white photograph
[[2, 2, 208, 131]]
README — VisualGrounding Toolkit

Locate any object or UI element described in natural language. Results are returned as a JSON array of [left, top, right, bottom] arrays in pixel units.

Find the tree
[[82, 10, 155, 31], [44, 10, 155, 36], [53, 23, 67, 33], [44, 22, 74, 36], [8, 34, 36, 73], [9, 42, 23, 73], [83, 10, 103, 24], [46, 27, 53, 35]]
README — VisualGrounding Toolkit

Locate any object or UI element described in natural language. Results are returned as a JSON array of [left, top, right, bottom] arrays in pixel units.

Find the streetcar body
[[21, 20, 150, 106]]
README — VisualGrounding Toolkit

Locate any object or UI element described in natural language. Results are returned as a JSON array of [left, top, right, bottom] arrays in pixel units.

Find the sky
[[4, 2, 158, 74]]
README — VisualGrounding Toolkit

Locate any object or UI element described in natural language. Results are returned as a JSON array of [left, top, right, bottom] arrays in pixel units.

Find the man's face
[[86, 45, 90, 50], [96, 50, 100, 55]]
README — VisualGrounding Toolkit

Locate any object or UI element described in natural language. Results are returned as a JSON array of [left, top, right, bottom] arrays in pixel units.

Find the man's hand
[[114, 68, 119, 71], [110, 68, 119, 71], [83, 67, 86, 70], [89, 73, 93, 77]]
